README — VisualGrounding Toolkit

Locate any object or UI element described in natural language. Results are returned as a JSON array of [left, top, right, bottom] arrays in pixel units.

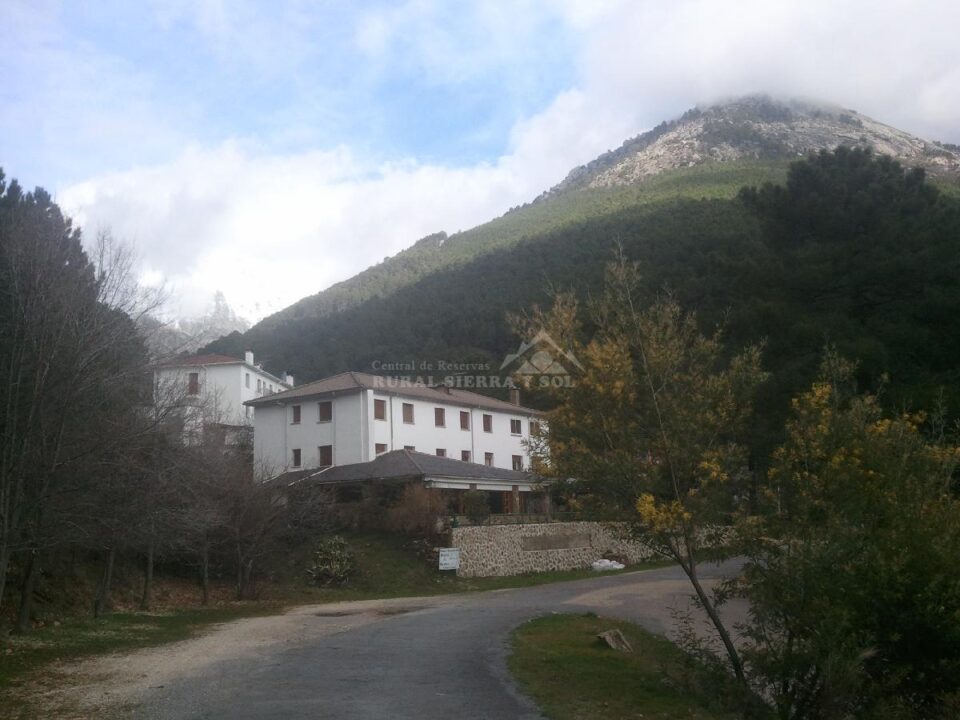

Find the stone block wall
[[449, 521, 658, 578]]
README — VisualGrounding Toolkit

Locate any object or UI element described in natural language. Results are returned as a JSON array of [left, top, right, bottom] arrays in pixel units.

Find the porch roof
[[272, 449, 542, 489]]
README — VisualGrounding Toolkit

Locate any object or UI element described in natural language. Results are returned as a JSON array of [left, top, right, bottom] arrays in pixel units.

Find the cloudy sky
[[3, 1, 958, 321]]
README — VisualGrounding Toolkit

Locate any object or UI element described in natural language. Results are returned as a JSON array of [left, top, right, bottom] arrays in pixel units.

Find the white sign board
[[438, 547, 460, 571]]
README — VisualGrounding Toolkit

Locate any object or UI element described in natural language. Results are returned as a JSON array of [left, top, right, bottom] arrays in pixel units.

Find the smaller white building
[[154, 351, 292, 444]]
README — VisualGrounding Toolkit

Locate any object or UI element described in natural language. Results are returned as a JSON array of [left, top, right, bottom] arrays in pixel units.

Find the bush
[[306, 536, 355, 586], [385, 483, 449, 539], [463, 490, 491, 526]]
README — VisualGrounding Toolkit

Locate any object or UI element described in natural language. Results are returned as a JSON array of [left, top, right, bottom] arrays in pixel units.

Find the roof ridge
[[403, 448, 426, 474]]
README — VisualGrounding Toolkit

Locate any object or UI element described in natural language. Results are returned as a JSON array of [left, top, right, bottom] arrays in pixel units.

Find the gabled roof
[[245, 371, 542, 415], [273, 449, 539, 487]]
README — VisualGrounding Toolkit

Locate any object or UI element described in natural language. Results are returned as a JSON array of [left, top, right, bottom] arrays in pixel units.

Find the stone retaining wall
[[449, 521, 657, 578]]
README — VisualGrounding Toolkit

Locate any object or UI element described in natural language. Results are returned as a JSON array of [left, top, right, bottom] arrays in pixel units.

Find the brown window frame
[[512, 455, 523, 471], [374, 398, 387, 420], [318, 444, 333, 467], [510, 418, 522, 435], [482, 414, 493, 433], [436, 448, 446, 457], [317, 400, 332, 423], [291, 448, 301, 467], [375, 443, 388, 454], [460, 410, 470, 430], [434, 407, 446, 427], [403, 445, 416, 452], [292, 405, 301, 424], [484, 452, 494, 467], [402, 403, 415, 424], [461, 450, 471, 462], [187, 372, 199, 395]]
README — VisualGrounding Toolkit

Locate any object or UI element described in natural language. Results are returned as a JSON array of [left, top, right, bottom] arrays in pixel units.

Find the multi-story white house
[[246, 372, 545, 503], [154, 350, 293, 444]]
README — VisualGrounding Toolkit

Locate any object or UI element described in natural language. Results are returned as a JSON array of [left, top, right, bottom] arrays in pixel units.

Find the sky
[[2, 0, 958, 322]]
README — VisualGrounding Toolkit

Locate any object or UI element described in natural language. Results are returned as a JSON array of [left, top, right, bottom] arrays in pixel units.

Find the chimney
[[244, 349, 254, 365], [285, 372, 294, 387], [509, 388, 521, 406]]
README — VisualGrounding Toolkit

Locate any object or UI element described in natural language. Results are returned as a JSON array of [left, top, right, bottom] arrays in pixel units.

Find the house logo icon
[[500, 330, 583, 386]]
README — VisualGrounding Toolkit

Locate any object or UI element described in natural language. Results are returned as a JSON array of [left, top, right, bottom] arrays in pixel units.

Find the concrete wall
[[449, 522, 657, 577], [258, 392, 369, 472], [252, 404, 286, 476]]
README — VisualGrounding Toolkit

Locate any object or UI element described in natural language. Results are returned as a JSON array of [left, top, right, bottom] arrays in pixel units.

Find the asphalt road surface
[[136, 560, 744, 720]]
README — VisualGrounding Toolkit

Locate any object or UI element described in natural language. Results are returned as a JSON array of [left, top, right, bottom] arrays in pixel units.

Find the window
[[512, 455, 524, 471], [404, 445, 415, 452], [530, 420, 541, 436], [187, 372, 199, 395], [482, 414, 492, 433], [460, 410, 470, 430], [374, 398, 386, 420], [484, 452, 494, 467], [402, 403, 414, 424], [318, 401, 332, 422], [375, 443, 387, 454], [436, 448, 446, 457], [291, 448, 301, 467], [292, 405, 301, 424], [318, 445, 333, 466], [434, 407, 445, 427], [510, 418, 522, 435], [257, 378, 262, 392], [461, 450, 471, 462], [245, 372, 250, 389]]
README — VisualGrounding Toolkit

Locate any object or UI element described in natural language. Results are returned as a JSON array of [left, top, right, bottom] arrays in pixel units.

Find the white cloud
[[53, 0, 960, 326], [58, 128, 610, 322]]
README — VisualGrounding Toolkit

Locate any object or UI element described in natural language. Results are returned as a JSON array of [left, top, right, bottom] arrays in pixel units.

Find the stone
[[597, 629, 633, 653]]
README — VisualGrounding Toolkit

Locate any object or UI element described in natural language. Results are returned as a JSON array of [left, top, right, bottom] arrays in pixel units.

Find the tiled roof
[[273, 449, 538, 486], [245, 371, 541, 415]]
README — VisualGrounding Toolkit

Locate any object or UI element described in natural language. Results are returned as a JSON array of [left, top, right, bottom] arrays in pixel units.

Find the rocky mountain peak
[[549, 95, 960, 195]]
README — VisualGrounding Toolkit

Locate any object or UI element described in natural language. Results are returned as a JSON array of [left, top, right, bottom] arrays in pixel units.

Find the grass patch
[[278, 532, 674, 603], [509, 613, 746, 720], [0, 603, 279, 717]]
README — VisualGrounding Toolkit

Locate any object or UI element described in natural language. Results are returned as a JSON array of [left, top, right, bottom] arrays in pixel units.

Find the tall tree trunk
[[241, 559, 254, 600], [0, 542, 10, 614], [199, 539, 210, 606], [235, 543, 244, 601], [683, 555, 746, 684], [140, 533, 154, 611], [93, 546, 115, 620], [14, 548, 39, 634]]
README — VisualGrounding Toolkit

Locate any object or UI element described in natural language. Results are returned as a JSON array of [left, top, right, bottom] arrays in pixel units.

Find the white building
[[154, 351, 292, 443], [246, 372, 544, 487]]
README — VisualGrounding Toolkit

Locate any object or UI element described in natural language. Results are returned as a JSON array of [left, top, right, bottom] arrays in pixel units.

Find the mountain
[[205, 96, 960, 444], [142, 291, 250, 358], [548, 95, 960, 194], [235, 96, 960, 344]]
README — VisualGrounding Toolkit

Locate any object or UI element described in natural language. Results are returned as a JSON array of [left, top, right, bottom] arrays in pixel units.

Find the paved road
[[138, 561, 744, 720]]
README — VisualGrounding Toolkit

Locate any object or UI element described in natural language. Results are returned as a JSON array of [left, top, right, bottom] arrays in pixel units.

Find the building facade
[[154, 350, 293, 443], [247, 372, 543, 478]]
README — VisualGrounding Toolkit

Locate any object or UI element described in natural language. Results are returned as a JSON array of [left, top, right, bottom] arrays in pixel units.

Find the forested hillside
[[209, 148, 960, 457], [225, 97, 960, 343]]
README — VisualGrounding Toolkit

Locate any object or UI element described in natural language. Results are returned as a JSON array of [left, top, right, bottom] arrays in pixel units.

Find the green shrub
[[463, 490, 491, 526], [306, 536, 355, 586]]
